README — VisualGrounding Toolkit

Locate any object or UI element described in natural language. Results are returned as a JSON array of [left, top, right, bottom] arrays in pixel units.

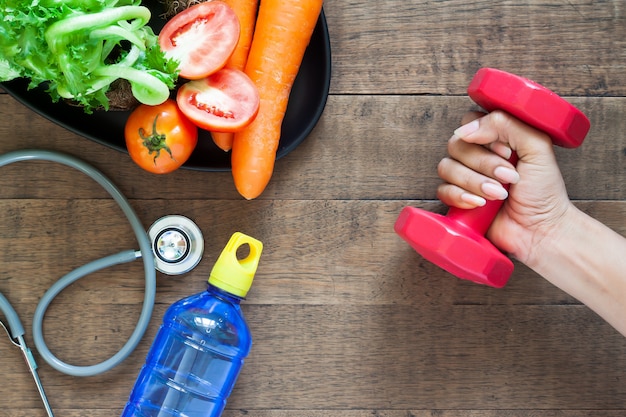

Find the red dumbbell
[[394, 68, 590, 288]]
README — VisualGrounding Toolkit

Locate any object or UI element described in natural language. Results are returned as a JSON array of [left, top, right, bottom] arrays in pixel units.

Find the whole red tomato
[[125, 100, 198, 174]]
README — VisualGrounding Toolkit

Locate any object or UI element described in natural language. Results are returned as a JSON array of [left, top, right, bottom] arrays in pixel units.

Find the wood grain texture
[[1, 0, 626, 416], [1, 95, 625, 201], [4, 412, 626, 417], [324, 0, 626, 96]]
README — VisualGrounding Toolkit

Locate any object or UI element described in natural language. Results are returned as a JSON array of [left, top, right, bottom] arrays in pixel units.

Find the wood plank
[[2, 305, 625, 411], [0, 95, 624, 201], [1, 199, 624, 309], [1, 1, 624, 98], [324, 0, 626, 95], [5, 411, 625, 417]]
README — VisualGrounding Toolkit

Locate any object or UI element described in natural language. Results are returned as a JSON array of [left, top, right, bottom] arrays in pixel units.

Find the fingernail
[[481, 182, 509, 200], [461, 192, 487, 207], [454, 120, 480, 138], [494, 166, 520, 184], [491, 142, 513, 160]]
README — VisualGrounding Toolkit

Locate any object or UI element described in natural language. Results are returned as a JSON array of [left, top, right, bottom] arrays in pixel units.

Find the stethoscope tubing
[[0, 292, 25, 341], [32, 250, 142, 375], [0, 149, 156, 377]]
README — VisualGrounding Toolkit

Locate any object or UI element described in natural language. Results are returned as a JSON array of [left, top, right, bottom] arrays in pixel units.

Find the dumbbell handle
[[447, 152, 518, 236]]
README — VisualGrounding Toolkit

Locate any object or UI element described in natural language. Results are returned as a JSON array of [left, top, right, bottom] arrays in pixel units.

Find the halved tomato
[[158, 1, 240, 80], [177, 68, 260, 132]]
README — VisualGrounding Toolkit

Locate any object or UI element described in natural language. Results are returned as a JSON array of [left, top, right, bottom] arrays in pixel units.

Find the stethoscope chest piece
[[148, 215, 204, 275]]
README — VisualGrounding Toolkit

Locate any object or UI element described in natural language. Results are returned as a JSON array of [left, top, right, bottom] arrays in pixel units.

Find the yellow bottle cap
[[208, 232, 263, 298]]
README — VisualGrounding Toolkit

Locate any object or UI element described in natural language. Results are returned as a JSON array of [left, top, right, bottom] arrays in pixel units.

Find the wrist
[[524, 204, 626, 336], [523, 202, 583, 273]]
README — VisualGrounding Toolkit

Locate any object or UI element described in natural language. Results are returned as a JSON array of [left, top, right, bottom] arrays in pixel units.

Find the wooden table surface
[[1, 1, 625, 416]]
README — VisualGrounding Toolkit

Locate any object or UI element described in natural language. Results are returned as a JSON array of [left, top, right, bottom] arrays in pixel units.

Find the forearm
[[527, 205, 626, 337]]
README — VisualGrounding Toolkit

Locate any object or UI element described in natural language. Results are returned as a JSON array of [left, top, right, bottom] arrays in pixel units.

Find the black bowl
[[2, 5, 331, 171]]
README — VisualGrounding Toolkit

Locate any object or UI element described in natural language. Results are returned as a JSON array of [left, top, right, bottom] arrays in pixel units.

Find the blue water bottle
[[121, 232, 263, 417]]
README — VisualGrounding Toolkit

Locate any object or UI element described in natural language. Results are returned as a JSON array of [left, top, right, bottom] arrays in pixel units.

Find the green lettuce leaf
[[0, 0, 178, 112]]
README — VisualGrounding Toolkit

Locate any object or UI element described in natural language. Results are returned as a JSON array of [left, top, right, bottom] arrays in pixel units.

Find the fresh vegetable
[[210, 0, 260, 151], [231, 0, 324, 199], [125, 99, 198, 174], [158, 1, 240, 80], [219, 0, 259, 70], [0, 0, 178, 112], [177, 67, 260, 133]]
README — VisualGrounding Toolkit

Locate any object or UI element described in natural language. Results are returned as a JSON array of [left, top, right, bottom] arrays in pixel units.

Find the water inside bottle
[[124, 308, 245, 416]]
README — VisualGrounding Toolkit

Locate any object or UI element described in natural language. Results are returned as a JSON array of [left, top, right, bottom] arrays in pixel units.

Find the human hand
[[436, 110, 577, 265]]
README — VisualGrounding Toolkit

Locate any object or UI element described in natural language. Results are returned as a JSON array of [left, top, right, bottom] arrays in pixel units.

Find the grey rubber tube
[[0, 149, 156, 377], [0, 292, 25, 340]]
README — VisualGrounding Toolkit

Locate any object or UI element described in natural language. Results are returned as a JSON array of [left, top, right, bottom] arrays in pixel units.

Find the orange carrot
[[222, 0, 258, 69], [210, 0, 259, 151], [231, 0, 323, 199]]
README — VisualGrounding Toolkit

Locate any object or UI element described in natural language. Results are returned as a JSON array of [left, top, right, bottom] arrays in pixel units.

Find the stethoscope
[[0, 149, 204, 416]]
